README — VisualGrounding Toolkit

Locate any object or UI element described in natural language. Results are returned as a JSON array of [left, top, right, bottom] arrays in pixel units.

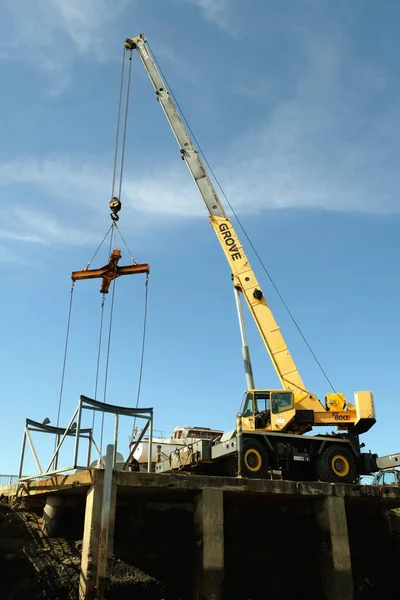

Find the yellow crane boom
[[124, 34, 375, 437]]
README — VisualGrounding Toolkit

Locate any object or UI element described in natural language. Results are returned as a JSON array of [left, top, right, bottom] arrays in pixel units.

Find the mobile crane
[[124, 34, 378, 483]]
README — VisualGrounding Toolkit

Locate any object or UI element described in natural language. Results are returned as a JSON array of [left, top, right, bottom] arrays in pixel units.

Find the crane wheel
[[242, 438, 268, 478], [316, 445, 356, 484]]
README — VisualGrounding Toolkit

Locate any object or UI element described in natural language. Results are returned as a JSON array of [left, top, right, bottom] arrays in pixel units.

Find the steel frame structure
[[18, 395, 154, 481]]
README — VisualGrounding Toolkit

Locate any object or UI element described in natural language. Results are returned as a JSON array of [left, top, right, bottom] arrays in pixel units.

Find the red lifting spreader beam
[[72, 249, 150, 293]]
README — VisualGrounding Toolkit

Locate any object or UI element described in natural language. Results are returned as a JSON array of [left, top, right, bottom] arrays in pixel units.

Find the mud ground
[[0, 501, 166, 600]]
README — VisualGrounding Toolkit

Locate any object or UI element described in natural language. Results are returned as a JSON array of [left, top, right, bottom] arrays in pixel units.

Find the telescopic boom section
[[125, 35, 310, 399], [124, 35, 226, 221]]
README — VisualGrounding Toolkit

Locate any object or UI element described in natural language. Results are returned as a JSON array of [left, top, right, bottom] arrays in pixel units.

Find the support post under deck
[[194, 487, 224, 600], [79, 477, 103, 600], [316, 495, 353, 600], [97, 445, 117, 600]]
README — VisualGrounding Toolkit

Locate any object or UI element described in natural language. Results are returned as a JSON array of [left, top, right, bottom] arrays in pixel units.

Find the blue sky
[[1, 0, 400, 475]]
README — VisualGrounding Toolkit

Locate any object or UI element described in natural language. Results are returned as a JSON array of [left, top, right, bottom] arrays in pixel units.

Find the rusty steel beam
[[72, 249, 150, 293]]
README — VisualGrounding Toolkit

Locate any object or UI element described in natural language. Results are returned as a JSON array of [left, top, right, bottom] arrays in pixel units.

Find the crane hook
[[109, 197, 122, 222]]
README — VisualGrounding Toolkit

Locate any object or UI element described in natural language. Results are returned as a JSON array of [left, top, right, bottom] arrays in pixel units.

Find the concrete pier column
[[316, 496, 353, 600], [79, 481, 103, 600], [193, 487, 224, 600], [97, 446, 118, 600], [42, 495, 63, 537]]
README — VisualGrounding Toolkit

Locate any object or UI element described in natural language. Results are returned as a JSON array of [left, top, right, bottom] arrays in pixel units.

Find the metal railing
[[19, 395, 154, 482], [0, 474, 19, 486]]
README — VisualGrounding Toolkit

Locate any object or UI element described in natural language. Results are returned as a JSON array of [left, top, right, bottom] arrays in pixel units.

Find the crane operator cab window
[[242, 391, 294, 428], [254, 392, 271, 428], [242, 392, 272, 428], [242, 392, 255, 417], [271, 391, 294, 414]]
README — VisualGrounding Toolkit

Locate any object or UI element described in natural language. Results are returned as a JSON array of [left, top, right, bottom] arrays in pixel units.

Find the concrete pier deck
[[1, 471, 400, 599]]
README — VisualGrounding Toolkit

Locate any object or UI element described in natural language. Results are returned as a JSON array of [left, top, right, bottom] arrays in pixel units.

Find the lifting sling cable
[[98, 46, 137, 455], [55, 281, 75, 439], [112, 223, 151, 439], [94, 292, 106, 402], [114, 222, 135, 262], [93, 43, 132, 452], [117, 48, 133, 201], [113, 45, 151, 439], [111, 45, 151, 429], [110, 45, 134, 220], [110, 45, 126, 202], [85, 224, 113, 270], [132, 272, 150, 435], [55, 222, 114, 445], [146, 40, 336, 392], [61, 43, 148, 459], [99, 248, 118, 457], [93, 295, 105, 411], [92, 226, 115, 434]]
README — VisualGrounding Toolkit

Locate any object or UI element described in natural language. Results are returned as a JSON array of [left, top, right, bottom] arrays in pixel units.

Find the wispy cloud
[[51, 0, 127, 53], [181, 0, 234, 32], [1, 76, 399, 258], [0, 156, 200, 217], [1, 207, 101, 247], [222, 20, 400, 215], [0, 155, 201, 257], [1, 5, 399, 261], [194, 0, 229, 20], [0, 0, 130, 92]]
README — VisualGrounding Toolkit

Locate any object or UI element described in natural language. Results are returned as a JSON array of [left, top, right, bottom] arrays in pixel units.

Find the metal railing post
[[147, 410, 154, 473], [113, 414, 119, 467], [18, 426, 27, 480], [122, 420, 149, 471], [87, 431, 92, 468], [236, 413, 243, 478], [97, 444, 114, 600], [72, 399, 83, 468]]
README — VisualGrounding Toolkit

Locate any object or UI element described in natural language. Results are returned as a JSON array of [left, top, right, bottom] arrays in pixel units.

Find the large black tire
[[241, 437, 269, 479], [316, 444, 356, 484]]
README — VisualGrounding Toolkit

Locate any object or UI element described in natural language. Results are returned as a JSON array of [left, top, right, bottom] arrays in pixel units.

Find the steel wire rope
[[99, 226, 118, 457], [54, 223, 115, 461], [111, 46, 127, 201], [93, 295, 105, 419], [113, 220, 150, 442], [97, 47, 133, 456], [53, 282, 75, 458], [147, 43, 337, 393], [56, 282, 75, 429], [85, 224, 113, 270], [114, 222, 135, 262], [53, 48, 134, 462], [92, 226, 115, 441], [117, 49, 133, 201], [132, 273, 150, 437], [114, 46, 151, 443]]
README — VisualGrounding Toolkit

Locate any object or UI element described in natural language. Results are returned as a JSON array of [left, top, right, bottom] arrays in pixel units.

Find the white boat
[[130, 425, 223, 465]]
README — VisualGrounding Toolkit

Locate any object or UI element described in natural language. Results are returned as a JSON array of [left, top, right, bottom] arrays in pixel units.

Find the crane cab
[[241, 390, 296, 432]]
